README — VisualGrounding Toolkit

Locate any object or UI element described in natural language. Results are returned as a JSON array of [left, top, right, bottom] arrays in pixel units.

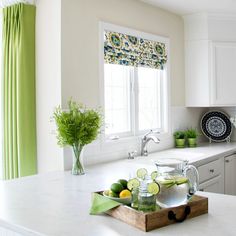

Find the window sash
[[104, 65, 165, 138]]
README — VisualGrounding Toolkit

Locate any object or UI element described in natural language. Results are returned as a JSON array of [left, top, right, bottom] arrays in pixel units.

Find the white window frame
[[99, 22, 171, 145]]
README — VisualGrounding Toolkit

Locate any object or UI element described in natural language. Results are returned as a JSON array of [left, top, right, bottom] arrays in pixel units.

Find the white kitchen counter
[[1, 142, 236, 236], [131, 141, 236, 167]]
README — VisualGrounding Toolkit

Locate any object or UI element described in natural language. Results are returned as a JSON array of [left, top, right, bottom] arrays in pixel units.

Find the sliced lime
[[151, 171, 158, 180], [159, 179, 175, 186], [176, 177, 189, 185], [127, 178, 140, 190], [147, 182, 160, 195], [136, 168, 148, 180]]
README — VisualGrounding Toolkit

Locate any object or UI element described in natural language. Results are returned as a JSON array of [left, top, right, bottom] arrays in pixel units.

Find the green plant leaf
[[53, 99, 102, 147]]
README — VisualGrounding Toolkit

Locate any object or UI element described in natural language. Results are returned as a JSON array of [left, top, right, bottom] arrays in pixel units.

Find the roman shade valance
[[104, 30, 167, 70]]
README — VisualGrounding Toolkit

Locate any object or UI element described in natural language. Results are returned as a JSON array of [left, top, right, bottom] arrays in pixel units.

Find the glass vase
[[72, 144, 85, 175]]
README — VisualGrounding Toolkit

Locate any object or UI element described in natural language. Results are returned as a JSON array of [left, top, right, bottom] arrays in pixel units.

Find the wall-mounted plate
[[200, 111, 232, 142]]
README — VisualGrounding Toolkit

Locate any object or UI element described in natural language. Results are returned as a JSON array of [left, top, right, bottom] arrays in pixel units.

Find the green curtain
[[3, 3, 37, 179]]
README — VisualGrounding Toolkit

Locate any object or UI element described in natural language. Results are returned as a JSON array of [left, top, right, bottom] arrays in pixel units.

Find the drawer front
[[198, 159, 221, 183]]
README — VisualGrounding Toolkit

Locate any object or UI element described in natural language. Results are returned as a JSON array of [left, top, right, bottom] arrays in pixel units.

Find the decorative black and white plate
[[201, 111, 232, 142]]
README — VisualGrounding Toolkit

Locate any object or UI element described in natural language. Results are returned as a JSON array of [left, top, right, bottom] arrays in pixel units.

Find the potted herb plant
[[173, 131, 186, 148], [185, 128, 199, 147], [53, 100, 102, 175]]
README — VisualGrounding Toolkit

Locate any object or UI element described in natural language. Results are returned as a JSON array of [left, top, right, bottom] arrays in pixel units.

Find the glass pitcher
[[155, 158, 199, 208]]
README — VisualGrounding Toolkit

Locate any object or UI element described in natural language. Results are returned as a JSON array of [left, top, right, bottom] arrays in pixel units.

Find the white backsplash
[[63, 106, 208, 168], [171, 107, 208, 134]]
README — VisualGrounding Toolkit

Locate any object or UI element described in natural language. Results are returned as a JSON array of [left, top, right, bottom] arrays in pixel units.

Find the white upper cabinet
[[212, 42, 236, 105], [184, 13, 236, 107]]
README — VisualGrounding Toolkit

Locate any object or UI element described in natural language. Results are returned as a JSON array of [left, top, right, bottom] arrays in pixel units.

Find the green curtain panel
[[3, 3, 37, 179]]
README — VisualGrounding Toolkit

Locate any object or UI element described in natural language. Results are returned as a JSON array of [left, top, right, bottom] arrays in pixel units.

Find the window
[[102, 23, 169, 139], [104, 64, 131, 135]]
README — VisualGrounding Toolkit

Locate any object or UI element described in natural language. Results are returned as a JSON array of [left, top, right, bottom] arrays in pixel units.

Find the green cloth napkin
[[90, 193, 121, 215]]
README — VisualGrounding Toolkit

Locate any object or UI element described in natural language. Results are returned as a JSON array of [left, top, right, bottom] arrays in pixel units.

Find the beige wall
[[61, 0, 185, 108], [35, 0, 186, 172]]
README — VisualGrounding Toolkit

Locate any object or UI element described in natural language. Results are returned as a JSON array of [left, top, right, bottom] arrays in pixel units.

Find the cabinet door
[[225, 154, 236, 195], [211, 42, 236, 105], [199, 175, 224, 194]]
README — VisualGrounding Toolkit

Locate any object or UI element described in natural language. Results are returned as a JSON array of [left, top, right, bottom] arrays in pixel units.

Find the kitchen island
[[1, 143, 236, 236]]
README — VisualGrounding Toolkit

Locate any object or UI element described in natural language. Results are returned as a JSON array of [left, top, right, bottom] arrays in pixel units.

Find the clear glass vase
[[72, 144, 85, 175]]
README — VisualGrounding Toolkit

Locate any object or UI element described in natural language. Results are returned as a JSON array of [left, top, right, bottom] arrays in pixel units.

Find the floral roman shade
[[104, 30, 167, 70]]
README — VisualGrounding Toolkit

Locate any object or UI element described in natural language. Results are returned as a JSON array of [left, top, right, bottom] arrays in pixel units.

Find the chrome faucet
[[141, 130, 160, 156]]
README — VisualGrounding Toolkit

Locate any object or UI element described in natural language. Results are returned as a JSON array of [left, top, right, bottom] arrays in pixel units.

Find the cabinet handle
[[209, 169, 214, 173], [199, 189, 204, 191], [225, 160, 230, 163]]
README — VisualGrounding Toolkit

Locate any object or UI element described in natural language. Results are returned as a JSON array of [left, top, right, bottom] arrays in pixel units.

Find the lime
[[147, 182, 160, 195], [119, 189, 131, 198], [108, 190, 119, 198], [136, 168, 148, 180], [110, 183, 124, 193], [118, 179, 128, 189], [176, 177, 189, 185], [151, 171, 158, 180], [127, 178, 140, 190], [159, 179, 175, 186]]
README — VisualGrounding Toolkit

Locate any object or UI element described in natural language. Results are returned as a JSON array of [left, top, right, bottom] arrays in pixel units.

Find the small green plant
[[53, 99, 102, 147], [185, 128, 199, 139], [173, 131, 186, 139]]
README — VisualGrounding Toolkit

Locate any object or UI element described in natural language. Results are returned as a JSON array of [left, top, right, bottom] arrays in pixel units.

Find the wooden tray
[[100, 192, 208, 232]]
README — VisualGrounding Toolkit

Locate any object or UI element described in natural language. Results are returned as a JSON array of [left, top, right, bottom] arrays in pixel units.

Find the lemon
[[136, 168, 148, 180], [119, 189, 131, 198], [110, 183, 124, 193], [147, 182, 160, 195], [127, 178, 140, 190], [118, 179, 128, 189]]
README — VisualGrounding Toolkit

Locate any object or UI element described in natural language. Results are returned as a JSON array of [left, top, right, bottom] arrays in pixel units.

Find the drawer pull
[[209, 169, 215, 173], [225, 160, 230, 163], [168, 206, 191, 223]]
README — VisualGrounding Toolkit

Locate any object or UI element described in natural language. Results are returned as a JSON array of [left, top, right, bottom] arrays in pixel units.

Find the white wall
[[35, 0, 207, 172], [57, 0, 210, 169], [61, 0, 185, 108], [36, 0, 64, 173], [59, 0, 188, 168]]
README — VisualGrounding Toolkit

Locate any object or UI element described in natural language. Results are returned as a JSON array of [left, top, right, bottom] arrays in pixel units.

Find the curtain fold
[[3, 3, 36, 179]]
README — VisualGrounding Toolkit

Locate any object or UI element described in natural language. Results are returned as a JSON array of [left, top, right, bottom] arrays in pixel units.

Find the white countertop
[[1, 142, 236, 236], [131, 142, 236, 168]]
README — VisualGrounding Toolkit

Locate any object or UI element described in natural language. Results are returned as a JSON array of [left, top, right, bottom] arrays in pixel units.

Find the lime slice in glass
[[136, 168, 148, 180], [151, 171, 158, 180], [127, 178, 140, 190], [147, 182, 160, 195]]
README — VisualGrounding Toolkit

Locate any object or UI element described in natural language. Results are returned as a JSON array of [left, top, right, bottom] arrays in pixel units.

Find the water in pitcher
[[154, 158, 199, 208], [156, 175, 190, 208]]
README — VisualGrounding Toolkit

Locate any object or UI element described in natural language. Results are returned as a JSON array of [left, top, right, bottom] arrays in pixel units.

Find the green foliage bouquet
[[54, 100, 102, 175]]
